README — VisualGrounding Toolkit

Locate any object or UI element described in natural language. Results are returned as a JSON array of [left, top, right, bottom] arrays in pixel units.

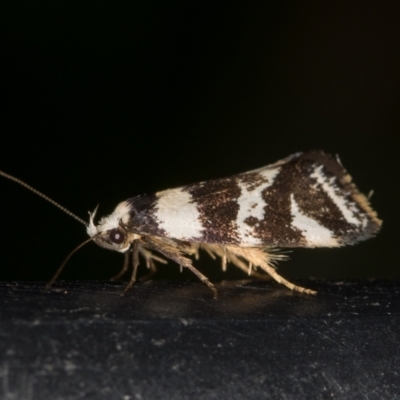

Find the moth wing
[[126, 151, 381, 248], [230, 150, 382, 247]]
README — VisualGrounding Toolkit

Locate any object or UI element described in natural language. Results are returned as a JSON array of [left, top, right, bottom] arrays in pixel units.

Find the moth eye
[[109, 229, 125, 244]]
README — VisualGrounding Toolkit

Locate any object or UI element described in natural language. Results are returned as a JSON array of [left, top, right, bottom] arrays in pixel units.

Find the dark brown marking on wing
[[126, 194, 167, 237], [185, 178, 241, 244], [249, 150, 380, 247], [125, 150, 381, 248], [298, 151, 381, 242], [239, 172, 270, 191]]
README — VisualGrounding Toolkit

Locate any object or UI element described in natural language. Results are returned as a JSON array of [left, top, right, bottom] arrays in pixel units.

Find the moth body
[[0, 150, 382, 297], [85, 150, 381, 296]]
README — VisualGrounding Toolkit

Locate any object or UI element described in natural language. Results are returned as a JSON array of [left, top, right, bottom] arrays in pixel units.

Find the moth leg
[[139, 260, 157, 281], [223, 251, 270, 280], [183, 263, 218, 299], [256, 263, 317, 295], [201, 244, 270, 280], [225, 246, 316, 295], [111, 245, 166, 286], [221, 247, 227, 272], [121, 240, 140, 295], [142, 236, 218, 298], [110, 251, 130, 281], [138, 247, 166, 281]]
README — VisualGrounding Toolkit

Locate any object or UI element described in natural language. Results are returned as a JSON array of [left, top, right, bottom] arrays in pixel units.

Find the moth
[[0, 150, 382, 297]]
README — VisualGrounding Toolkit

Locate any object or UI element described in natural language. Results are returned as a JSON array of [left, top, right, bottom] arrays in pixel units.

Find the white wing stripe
[[290, 194, 339, 247], [155, 188, 203, 239]]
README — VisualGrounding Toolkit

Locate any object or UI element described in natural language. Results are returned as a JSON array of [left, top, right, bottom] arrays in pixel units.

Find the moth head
[[86, 201, 138, 253]]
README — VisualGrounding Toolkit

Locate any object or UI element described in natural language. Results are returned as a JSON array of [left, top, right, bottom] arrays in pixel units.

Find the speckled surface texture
[[0, 279, 399, 399]]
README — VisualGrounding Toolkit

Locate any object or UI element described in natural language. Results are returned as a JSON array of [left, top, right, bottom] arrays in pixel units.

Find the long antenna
[[0, 170, 87, 226], [45, 237, 95, 289]]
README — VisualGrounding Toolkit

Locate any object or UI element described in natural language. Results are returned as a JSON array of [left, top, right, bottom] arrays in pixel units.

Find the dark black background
[[1, 2, 398, 284]]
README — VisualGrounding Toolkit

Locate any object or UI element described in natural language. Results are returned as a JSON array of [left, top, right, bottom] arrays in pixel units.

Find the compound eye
[[109, 229, 125, 244]]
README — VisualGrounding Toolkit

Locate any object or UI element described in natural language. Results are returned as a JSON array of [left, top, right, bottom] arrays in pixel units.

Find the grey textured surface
[[0, 279, 399, 399]]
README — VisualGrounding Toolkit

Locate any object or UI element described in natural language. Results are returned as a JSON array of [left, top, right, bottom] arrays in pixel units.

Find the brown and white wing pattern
[[123, 150, 381, 248], [0, 150, 382, 297]]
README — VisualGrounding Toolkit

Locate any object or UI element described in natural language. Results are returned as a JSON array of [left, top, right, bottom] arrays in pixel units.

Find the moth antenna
[[45, 237, 95, 289], [0, 170, 87, 226]]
